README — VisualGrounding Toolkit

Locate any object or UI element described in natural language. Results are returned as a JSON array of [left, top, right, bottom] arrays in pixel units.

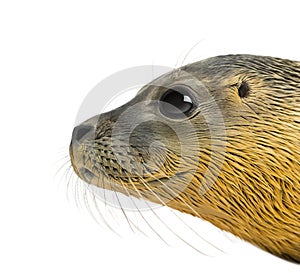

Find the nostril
[[72, 125, 94, 143]]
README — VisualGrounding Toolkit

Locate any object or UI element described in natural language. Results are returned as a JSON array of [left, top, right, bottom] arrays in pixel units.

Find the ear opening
[[238, 81, 250, 98]]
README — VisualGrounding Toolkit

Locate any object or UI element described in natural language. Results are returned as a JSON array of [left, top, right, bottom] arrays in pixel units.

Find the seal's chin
[[69, 121, 98, 183], [69, 144, 80, 177], [69, 143, 95, 183], [78, 167, 96, 181]]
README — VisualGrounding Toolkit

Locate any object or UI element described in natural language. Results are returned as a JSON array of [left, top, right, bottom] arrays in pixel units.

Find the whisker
[[151, 58, 155, 82], [137, 174, 211, 255], [55, 159, 71, 179], [85, 168, 123, 236], [115, 176, 155, 237], [144, 172, 225, 254], [124, 175, 170, 245], [66, 165, 75, 194], [107, 178, 136, 233], [180, 40, 203, 68], [87, 177, 123, 237], [97, 170, 128, 230], [174, 49, 186, 70]]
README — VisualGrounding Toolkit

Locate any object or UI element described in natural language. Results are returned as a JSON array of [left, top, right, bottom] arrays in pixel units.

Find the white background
[[1, 0, 299, 272]]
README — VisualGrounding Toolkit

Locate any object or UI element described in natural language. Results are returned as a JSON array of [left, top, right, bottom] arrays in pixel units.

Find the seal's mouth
[[79, 167, 96, 181], [69, 120, 182, 188], [69, 144, 96, 183], [70, 139, 187, 192], [75, 164, 174, 187], [69, 143, 80, 177]]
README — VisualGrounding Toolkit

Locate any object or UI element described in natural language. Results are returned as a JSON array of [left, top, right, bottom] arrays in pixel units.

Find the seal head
[[70, 55, 300, 263]]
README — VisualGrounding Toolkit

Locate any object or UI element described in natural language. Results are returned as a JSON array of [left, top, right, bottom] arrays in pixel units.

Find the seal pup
[[69, 54, 300, 263]]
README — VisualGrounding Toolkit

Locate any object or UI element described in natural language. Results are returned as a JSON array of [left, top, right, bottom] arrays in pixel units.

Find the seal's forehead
[[137, 54, 300, 98], [183, 54, 299, 76], [182, 55, 252, 77], [179, 54, 293, 87], [136, 69, 186, 97], [136, 55, 252, 97]]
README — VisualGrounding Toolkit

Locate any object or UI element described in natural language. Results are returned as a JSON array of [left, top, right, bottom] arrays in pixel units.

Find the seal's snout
[[68, 54, 300, 263], [79, 167, 96, 181], [69, 123, 96, 179], [72, 124, 94, 144]]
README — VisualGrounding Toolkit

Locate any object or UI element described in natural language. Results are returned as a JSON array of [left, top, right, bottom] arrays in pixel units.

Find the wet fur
[[70, 55, 300, 263]]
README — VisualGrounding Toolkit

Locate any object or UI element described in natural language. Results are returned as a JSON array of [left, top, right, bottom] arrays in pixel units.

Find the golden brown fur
[[70, 55, 300, 263]]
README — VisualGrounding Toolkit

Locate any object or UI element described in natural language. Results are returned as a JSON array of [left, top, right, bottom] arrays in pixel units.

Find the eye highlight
[[159, 86, 195, 119]]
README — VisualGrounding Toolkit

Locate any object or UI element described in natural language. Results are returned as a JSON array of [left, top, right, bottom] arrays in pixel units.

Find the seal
[[69, 54, 300, 263]]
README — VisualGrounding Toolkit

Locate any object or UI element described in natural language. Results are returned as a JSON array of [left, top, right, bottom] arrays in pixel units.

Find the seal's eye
[[159, 86, 194, 119]]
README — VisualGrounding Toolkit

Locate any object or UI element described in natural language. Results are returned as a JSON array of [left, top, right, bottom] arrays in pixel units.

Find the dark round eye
[[159, 86, 195, 119]]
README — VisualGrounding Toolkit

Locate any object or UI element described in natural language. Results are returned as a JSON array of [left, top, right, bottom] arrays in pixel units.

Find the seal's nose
[[71, 124, 95, 144]]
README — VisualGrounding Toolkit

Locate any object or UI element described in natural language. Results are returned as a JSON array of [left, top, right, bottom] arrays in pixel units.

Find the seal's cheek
[[128, 121, 181, 175]]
